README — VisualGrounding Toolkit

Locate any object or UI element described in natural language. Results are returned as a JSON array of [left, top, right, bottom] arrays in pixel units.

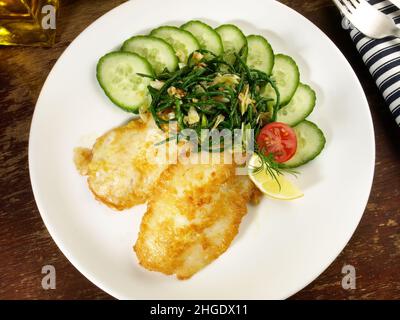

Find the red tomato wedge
[[256, 122, 297, 163]]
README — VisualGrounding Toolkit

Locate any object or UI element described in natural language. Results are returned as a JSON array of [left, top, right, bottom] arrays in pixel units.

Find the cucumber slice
[[215, 24, 247, 64], [246, 35, 274, 75], [281, 121, 326, 168], [96, 52, 154, 113], [277, 83, 316, 126], [121, 35, 178, 75], [262, 54, 300, 106], [181, 20, 224, 56], [150, 26, 200, 64]]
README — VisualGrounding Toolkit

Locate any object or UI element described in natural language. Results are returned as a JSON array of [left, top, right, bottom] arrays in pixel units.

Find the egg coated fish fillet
[[134, 159, 261, 279], [74, 118, 181, 210]]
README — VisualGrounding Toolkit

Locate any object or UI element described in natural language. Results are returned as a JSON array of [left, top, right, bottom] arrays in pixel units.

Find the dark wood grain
[[0, 0, 399, 300]]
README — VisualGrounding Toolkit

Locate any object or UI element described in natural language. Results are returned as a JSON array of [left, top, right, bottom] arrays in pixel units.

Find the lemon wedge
[[248, 154, 304, 200]]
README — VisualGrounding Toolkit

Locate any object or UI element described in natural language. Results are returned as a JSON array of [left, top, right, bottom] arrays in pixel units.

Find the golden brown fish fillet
[[74, 118, 180, 210], [134, 159, 260, 279]]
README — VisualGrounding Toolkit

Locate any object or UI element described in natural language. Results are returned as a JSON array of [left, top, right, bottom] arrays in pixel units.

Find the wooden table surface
[[0, 0, 399, 300]]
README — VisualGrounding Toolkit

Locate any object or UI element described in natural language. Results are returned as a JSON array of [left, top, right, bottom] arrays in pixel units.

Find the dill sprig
[[250, 148, 299, 190]]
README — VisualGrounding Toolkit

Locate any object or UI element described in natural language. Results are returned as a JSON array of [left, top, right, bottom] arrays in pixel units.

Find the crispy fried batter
[[76, 118, 180, 210], [74, 118, 262, 278], [73, 147, 92, 176], [134, 158, 259, 279]]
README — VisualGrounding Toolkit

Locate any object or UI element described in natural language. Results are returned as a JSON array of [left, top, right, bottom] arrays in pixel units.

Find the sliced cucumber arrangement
[[246, 35, 274, 75], [277, 83, 316, 126], [97, 20, 325, 173], [273, 54, 300, 106], [281, 121, 326, 168], [216, 24, 247, 64], [150, 26, 200, 64], [97, 52, 154, 113], [181, 20, 224, 56], [121, 35, 178, 75], [262, 54, 300, 106]]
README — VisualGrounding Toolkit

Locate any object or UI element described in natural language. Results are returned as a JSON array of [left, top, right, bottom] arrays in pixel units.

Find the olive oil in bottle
[[0, 0, 58, 47]]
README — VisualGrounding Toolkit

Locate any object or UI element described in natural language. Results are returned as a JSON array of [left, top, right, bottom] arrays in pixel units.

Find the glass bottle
[[0, 0, 59, 47]]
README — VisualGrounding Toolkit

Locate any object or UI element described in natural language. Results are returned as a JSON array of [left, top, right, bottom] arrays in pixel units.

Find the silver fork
[[333, 0, 400, 39]]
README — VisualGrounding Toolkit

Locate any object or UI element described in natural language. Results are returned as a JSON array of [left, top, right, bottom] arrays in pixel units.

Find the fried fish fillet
[[74, 118, 180, 210], [134, 158, 261, 279]]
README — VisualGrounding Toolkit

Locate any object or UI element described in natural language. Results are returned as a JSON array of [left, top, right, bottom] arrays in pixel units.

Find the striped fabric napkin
[[342, 0, 400, 125]]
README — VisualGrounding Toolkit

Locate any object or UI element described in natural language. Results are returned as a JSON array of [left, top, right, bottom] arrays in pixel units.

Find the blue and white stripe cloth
[[342, 0, 400, 125]]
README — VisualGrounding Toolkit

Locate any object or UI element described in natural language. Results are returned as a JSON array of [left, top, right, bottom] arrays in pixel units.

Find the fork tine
[[341, 0, 357, 11], [355, 0, 370, 6], [346, 0, 360, 9], [334, 0, 396, 39], [332, 0, 354, 19], [338, 0, 355, 14]]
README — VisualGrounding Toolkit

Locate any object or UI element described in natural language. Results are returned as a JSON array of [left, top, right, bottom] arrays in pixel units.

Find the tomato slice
[[256, 122, 297, 163]]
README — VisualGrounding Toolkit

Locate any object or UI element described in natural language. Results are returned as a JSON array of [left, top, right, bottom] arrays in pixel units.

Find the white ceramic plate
[[29, 0, 375, 299]]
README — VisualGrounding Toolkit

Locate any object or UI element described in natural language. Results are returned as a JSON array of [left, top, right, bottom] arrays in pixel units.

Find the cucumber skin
[[181, 20, 224, 55], [215, 24, 247, 50], [96, 51, 154, 113], [277, 83, 316, 126], [274, 54, 300, 106], [121, 35, 179, 74], [280, 120, 326, 169], [246, 35, 275, 75], [150, 26, 201, 46], [150, 26, 200, 62], [216, 24, 247, 64]]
